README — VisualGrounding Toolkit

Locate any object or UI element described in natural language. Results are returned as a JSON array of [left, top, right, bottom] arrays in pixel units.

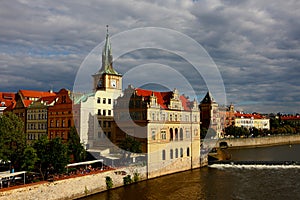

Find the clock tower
[[92, 26, 122, 92], [89, 26, 123, 149]]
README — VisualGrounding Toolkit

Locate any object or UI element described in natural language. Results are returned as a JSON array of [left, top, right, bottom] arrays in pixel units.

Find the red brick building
[[48, 88, 74, 141]]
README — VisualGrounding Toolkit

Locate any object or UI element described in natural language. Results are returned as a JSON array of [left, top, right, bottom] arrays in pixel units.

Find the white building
[[74, 28, 122, 150], [113, 86, 201, 178], [234, 112, 270, 130]]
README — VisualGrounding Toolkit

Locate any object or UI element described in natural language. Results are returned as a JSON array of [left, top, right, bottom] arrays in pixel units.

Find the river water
[[80, 144, 300, 200]]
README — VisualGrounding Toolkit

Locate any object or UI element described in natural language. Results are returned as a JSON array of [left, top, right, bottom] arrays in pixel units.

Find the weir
[[209, 160, 300, 165]]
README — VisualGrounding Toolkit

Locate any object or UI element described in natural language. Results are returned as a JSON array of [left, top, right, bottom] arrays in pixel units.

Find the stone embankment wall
[[218, 135, 300, 149], [0, 166, 146, 200]]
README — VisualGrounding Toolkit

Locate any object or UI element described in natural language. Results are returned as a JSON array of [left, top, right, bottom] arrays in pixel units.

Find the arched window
[[170, 128, 173, 141], [162, 150, 166, 160], [187, 147, 190, 157], [175, 128, 178, 141], [180, 148, 183, 157], [180, 128, 184, 141], [170, 149, 173, 159], [175, 148, 178, 158]]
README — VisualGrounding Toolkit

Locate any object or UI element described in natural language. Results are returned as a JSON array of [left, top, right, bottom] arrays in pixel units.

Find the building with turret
[[113, 85, 201, 178]]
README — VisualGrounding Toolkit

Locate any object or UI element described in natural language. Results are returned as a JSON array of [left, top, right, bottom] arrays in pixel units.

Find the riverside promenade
[[0, 166, 147, 200]]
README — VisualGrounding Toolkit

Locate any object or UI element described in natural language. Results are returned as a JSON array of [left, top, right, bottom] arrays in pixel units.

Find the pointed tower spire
[[99, 25, 119, 75], [201, 91, 215, 104]]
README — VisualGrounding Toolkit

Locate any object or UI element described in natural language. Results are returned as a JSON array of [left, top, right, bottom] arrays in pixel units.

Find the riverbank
[[0, 166, 147, 200], [217, 134, 300, 149]]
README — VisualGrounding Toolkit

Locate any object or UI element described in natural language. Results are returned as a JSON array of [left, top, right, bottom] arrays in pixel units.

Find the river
[[80, 144, 300, 200]]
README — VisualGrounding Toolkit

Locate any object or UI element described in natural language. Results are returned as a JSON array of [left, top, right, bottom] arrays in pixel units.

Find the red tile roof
[[0, 92, 16, 107], [180, 95, 192, 111], [38, 95, 58, 105], [19, 90, 56, 99], [18, 90, 57, 108], [136, 88, 172, 109], [235, 112, 264, 119], [23, 99, 33, 107], [135, 88, 192, 111]]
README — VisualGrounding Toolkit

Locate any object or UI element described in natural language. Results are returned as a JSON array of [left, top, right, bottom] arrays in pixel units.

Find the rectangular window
[[108, 99, 111, 104], [108, 110, 111, 116], [186, 129, 190, 138], [103, 98, 106, 104], [161, 130, 166, 140], [152, 130, 156, 140], [98, 109, 101, 115], [97, 97, 101, 103], [162, 150, 166, 160], [103, 110, 106, 116]]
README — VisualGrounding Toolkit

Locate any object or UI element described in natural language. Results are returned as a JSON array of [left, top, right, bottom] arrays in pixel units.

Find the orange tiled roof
[[180, 95, 192, 111], [19, 90, 56, 98], [38, 95, 57, 105], [23, 99, 33, 107], [135, 88, 192, 111], [235, 112, 263, 119], [136, 88, 172, 109], [0, 92, 16, 107]]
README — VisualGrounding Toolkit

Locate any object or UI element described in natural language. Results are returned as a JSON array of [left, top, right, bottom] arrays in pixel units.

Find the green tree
[[105, 176, 113, 189], [21, 146, 38, 172], [67, 126, 86, 162], [33, 135, 49, 180], [0, 112, 26, 170], [119, 136, 142, 161], [33, 136, 69, 180]]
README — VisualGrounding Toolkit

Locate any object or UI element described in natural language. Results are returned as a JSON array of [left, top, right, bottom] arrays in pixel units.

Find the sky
[[0, 0, 300, 114]]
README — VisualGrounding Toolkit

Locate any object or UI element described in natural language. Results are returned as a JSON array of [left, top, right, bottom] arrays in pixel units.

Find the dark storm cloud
[[0, 0, 299, 113]]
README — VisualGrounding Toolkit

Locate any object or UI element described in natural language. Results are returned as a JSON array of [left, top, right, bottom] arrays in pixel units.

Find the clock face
[[111, 79, 117, 88]]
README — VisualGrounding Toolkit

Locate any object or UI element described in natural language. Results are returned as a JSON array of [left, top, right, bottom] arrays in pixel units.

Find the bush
[[105, 176, 113, 189], [123, 175, 132, 185], [133, 172, 140, 182]]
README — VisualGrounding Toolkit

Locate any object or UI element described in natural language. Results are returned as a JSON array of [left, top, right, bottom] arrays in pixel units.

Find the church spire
[[99, 25, 119, 75]]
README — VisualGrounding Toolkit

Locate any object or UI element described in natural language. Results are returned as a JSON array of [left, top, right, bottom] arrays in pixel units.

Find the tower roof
[[201, 91, 215, 104], [98, 25, 120, 75]]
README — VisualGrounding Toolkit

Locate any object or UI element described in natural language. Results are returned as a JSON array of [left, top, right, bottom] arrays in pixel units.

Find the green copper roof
[[73, 93, 95, 104], [98, 26, 120, 75]]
